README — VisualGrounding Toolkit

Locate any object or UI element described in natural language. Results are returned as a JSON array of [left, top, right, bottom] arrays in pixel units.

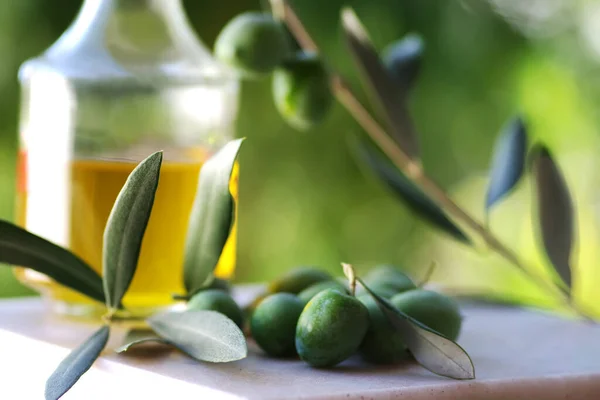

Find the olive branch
[[269, 0, 591, 321]]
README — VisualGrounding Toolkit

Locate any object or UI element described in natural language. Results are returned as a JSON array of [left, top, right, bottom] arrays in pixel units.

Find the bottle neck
[[77, 0, 187, 28], [44, 0, 203, 66], [78, 0, 188, 52]]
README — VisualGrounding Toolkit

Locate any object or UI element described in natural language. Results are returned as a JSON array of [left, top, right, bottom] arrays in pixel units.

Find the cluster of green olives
[[214, 11, 333, 131], [186, 265, 462, 368]]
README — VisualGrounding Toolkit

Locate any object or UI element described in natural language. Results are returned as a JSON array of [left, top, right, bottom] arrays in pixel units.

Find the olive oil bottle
[[15, 0, 239, 317]]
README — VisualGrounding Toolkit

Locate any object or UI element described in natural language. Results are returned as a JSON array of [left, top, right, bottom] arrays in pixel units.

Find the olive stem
[[270, 0, 319, 51], [341, 263, 357, 296], [269, 0, 286, 22], [101, 309, 116, 325], [274, 0, 593, 321]]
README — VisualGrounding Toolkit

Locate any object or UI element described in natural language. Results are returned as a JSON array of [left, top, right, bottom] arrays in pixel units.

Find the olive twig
[[273, 0, 593, 321], [268, 0, 287, 21], [341, 263, 357, 296], [101, 309, 116, 325]]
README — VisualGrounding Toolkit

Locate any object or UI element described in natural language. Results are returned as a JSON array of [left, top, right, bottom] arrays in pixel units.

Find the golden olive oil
[[15, 157, 238, 315]]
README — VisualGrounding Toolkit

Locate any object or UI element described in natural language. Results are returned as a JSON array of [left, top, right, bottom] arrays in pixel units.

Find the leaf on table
[[341, 7, 420, 159], [120, 328, 159, 346], [148, 310, 247, 363], [382, 33, 424, 95], [356, 141, 470, 244], [358, 278, 475, 380], [103, 151, 163, 310], [0, 220, 105, 303], [45, 325, 110, 400], [485, 116, 527, 216], [530, 145, 574, 290], [116, 338, 171, 353], [183, 139, 245, 294]]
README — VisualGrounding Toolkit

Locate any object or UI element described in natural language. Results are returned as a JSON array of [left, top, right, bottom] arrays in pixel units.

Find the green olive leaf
[[530, 145, 574, 290], [485, 116, 527, 217], [358, 278, 475, 380], [341, 7, 420, 159], [117, 328, 166, 353], [184, 139, 245, 294], [103, 151, 163, 310], [116, 338, 169, 353], [0, 220, 105, 303], [120, 328, 159, 346], [382, 33, 424, 96], [147, 310, 247, 363], [45, 325, 110, 400], [355, 141, 470, 243]]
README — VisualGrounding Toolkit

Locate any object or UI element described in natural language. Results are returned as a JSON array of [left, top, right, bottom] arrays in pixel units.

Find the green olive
[[250, 293, 304, 357], [391, 289, 462, 340], [357, 264, 416, 298], [187, 289, 245, 329], [295, 289, 369, 367], [297, 280, 349, 305], [214, 12, 291, 77], [268, 266, 332, 294], [272, 51, 333, 131], [358, 294, 409, 364]]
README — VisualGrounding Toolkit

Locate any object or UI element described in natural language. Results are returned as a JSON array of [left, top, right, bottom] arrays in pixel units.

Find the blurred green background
[[2, 0, 600, 315]]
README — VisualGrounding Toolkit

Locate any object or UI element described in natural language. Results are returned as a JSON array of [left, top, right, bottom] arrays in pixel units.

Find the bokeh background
[[1, 0, 600, 315]]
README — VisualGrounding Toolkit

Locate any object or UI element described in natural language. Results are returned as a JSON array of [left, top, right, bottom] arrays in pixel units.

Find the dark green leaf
[[0, 220, 105, 303], [531, 146, 574, 289], [485, 117, 527, 214], [45, 325, 110, 400], [359, 278, 475, 380], [357, 142, 469, 243], [103, 152, 163, 310], [148, 310, 247, 362], [382, 33, 424, 95], [341, 7, 420, 159], [184, 139, 245, 294]]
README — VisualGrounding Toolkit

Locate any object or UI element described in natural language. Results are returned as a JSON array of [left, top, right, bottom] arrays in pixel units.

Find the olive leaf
[[341, 7, 420, 159], [356, 141, 469, 243], [0, 220, 105, 303], [147, 310, 247, 362], [485, 116, 527, 216], [184, 139, 245, 294], [103, 151, 163, 310], [382, 33, 424, 95], [120, 328, 160, 347], [358, 277, 475, 380], [45, 325, 110, 400], [530, 145, 574, 290], [117, 338, 169, 353]]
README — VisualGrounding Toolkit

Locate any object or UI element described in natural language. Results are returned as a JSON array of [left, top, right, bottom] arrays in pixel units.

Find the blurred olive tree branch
[[270, 0, 592, 321]]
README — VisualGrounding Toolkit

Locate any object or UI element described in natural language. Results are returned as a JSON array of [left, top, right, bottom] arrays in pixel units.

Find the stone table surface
[[0, 288, 599, 400]]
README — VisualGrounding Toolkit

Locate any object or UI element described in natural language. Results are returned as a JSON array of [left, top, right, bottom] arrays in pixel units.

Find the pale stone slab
[[0, 287, 599, 399]]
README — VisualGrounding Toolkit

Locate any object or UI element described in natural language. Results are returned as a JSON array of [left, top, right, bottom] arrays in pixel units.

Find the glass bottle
[[14, 0, 240, 318]]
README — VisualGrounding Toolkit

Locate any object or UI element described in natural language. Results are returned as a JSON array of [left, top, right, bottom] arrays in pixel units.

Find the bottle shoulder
[[19, 43, 237, 88], [19, 3, 237, 87]]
